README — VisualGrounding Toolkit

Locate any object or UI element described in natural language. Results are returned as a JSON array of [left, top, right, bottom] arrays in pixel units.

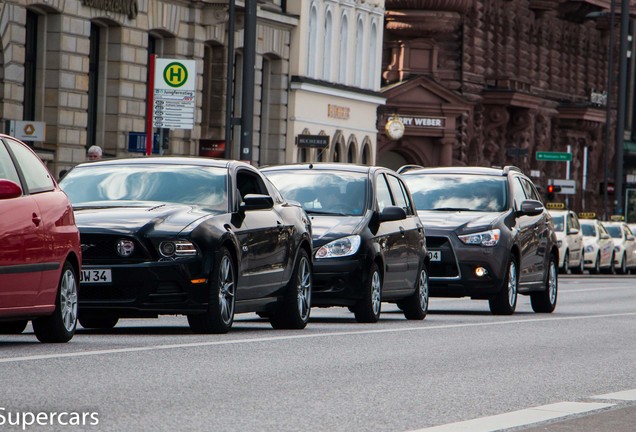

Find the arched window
[[368, 22, 378, 89], [338, 14, 348, 84], [354, 17, 364, 87], [323, 10, 333, 81], [307, 4, 318, 78]]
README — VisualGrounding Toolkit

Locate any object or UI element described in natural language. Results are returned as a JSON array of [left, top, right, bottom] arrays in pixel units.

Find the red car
[[0, 134, 81, 342]]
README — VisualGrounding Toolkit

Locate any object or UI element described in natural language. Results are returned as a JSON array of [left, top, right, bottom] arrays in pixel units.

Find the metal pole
[[615, 0, 630, 215], [146, 54, 156, 156], [603, 0, 617, 220], [224, 0, 235, 160], [240, 0, 257, 163]]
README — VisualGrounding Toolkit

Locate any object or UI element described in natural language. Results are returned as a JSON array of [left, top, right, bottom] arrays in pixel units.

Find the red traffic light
[[547, 185, 562, 193]]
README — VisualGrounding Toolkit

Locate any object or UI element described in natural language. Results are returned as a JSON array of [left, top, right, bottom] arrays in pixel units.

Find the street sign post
[[153, 58, 196, 130], [536, 151, 572, 161]]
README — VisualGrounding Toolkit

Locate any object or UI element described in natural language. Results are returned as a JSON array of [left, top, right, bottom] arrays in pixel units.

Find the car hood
[[416, 210, 500, 231], [73, 204, 213, 236], [308, 214, 365, 246]]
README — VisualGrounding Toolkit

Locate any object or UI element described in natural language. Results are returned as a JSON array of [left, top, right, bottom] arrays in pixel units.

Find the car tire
[[531, 254, 558, 313], [572, 255, 585, 274], [78, 314, 119, 329], [590, 253, 601, 275], [0, 320, 28, 334], [353, 262, 382, 323], [188, 247, 236, 334], [400, 265, 429, 320], [270, 249, 312, 330], [560, 251, 569, 274], [603, 253, 616, 275], [617, 254, 627, 275], [32, 261, 78, 343], [489, 255, 518, 315]]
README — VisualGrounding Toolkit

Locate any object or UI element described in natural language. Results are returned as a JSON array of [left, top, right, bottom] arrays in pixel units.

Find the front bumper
[[79, 259, 210, 316], [426, 232, 509, 299], [311, 255, 368, 307]]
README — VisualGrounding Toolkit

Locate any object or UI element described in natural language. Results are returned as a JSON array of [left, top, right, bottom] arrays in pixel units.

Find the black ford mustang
[[60, 157, 313, 333]]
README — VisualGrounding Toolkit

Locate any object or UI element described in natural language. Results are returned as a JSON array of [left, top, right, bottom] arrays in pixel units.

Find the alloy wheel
[[218, 255, 235, 325], [296, 256, 312, 321], [60, 268, 78, 332]]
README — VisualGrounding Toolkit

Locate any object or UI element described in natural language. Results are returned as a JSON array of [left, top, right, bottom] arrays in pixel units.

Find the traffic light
[[546, 184, 561, 200]]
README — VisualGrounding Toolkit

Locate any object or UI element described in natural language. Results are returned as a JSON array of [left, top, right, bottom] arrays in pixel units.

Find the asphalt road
[[1, 275, 635, 432]]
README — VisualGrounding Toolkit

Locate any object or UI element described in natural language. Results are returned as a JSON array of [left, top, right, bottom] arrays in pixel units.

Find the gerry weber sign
[[397, 116, 445, 128]]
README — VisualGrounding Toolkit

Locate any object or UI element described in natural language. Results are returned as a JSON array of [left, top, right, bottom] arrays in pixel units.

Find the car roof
[[260, 162, 384, 175], [73, 156, 237, 170], [400, 166, 521, 177]]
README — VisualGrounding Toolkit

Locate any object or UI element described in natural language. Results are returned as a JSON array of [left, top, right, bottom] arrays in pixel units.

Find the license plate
[[428, 250, 442, 262], [80, 269, 112, 284]]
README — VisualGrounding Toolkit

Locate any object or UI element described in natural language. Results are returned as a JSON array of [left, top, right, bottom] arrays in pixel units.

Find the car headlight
[[557, 240, 563, 248], [315, 235, 361, 258], [458, 229, 500, 247], [159, 240, 197, 257], [585, 245, 594, 253]]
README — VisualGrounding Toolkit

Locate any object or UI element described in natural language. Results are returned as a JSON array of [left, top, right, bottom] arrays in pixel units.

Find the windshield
[[605, 225, 622, 239], [264, 170, 368, 216], [60, 164, 228, 211], [551, 216, 564, 232], [404, 174, 507, 212], [581, 223, 596, 237]]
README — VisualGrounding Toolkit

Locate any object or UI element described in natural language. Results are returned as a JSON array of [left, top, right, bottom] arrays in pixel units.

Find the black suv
[[401, 166, 558, 315]]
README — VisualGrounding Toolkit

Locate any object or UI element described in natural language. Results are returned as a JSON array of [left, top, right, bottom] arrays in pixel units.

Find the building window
[[361, 141, 372, 165], [308, 4, 318, 78], [24, 11, 39, 121], [323, 10, 333, 81], [354, 17, 364, 87], [338, 14, 348, 84], [201, 41, 225, 139], [347, 143, 355, 163], [87, 24, 101, 149]]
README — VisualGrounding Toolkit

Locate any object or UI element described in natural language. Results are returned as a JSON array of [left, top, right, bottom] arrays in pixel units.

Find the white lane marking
[[592, 389, 636, 401], [2, 312, 636, 364], [408, 402, 614, 432]]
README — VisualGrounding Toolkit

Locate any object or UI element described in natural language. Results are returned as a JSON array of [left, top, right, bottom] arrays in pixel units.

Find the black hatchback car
[[60, 157, 313, 333], [401, 166, 558, 315], [262, 163, 429, 323]]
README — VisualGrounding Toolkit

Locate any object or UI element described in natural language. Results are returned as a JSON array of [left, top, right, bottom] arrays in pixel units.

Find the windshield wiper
[[430, 207, 474, 212], [305, 209, 349, 216]]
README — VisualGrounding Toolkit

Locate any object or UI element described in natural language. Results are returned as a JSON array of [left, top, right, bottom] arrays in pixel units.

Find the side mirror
[[519, 199, 544, 216], [240, 194, 274, 211], [569, 227, 579, 235], [626, 235, 635, 242], [379, 206, 407, 222], [601, 233, 610, 240], [0, 179, 23, 200]]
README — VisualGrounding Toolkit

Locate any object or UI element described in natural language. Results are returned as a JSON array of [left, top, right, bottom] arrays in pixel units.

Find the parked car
[[0, 134, 81, 342], [548, 209, 584, 274], [601, 221, 636, 274], [59, 157, 313, 333], [261, 163, 429, 323], [401, 165, 559, 315], [579, 218, 614, 274]]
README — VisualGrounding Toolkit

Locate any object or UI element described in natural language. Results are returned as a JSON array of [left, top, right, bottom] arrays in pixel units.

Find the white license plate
[[80, 269, 112, 284], [428, 250, 442, 262]]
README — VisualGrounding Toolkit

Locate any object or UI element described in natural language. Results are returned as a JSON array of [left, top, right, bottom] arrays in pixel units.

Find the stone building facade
[[0, 0, 296, 174], [379, 0, 636, 215]]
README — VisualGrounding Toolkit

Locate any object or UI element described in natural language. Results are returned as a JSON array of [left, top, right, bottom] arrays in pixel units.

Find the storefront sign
[[297, 135, 329, 148], [81, 0, 138, 19], [7, 121, 46, 141], [328, 104, 350, 120], [397, 116, 445, 128]]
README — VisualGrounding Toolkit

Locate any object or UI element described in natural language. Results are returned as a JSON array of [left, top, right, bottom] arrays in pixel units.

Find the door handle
[[32, 213, 41, 226]]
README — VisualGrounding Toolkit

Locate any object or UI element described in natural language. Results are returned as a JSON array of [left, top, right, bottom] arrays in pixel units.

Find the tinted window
[[60, 164, 228, 211], [581, 223, 596, 237], [404, 173, 507, 212], [386, 175, 413, 215], [0, 141, 21, 185], [6, 138, 54, 193], [376, 175, 393, 212], [520, 177, 542, 202], [264, 170, 368, 216], [511, 178, 527, 212], [552, 215, 564, 232], [605, 225, 622, 239]]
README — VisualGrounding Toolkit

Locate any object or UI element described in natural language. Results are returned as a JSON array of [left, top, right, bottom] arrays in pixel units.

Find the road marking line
[[592, 389, 636, 401], [1, 312, 636, 363], [407, 402, 615, 432]]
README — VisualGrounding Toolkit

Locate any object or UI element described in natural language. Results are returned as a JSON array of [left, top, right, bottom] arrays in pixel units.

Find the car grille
[[81, 234, 153, 264], [427, 236, 460, 278]]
